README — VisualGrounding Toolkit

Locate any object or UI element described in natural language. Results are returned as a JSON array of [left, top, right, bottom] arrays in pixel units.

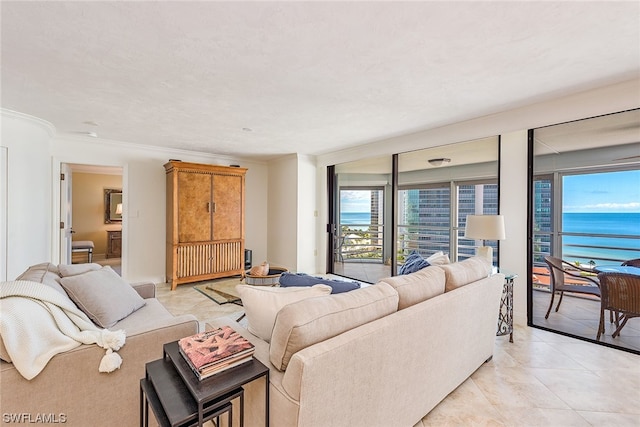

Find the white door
[[60, 163, 73, 264]]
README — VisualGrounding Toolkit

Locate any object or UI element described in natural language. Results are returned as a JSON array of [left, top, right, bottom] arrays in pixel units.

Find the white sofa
[[210, 256, 504, 427], [0, 263, 199, 427]]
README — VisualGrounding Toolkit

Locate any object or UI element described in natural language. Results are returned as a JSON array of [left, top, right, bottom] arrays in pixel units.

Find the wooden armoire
[[164, 161, 247, 290]]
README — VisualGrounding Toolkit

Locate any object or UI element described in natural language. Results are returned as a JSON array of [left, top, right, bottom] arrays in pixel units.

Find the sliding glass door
[[529, 108, 640, 353], [330, 156, 392, 283]]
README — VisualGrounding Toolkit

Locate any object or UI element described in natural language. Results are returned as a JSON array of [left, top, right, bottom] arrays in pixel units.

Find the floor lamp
[[464, 215, 506, 264]]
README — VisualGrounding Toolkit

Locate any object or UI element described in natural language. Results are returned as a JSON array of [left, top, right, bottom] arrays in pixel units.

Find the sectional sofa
[[210, 255, 504, 427], [0, 263, 199, 427]]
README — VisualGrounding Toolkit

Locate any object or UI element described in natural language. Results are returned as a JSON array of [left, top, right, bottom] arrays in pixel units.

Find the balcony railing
[[397, 224, 450, 258], [337, 224, 384, 262], [533, 231, 640, 266], [397, 224, 495, 263]]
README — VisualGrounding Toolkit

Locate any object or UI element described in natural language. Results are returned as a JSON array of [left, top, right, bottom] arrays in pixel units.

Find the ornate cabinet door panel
[[212, 173, 243, 241], [177, 171, 212, 242]]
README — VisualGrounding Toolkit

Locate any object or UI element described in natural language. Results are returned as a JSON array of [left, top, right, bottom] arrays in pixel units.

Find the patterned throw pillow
[[398, 250, 430, 275]]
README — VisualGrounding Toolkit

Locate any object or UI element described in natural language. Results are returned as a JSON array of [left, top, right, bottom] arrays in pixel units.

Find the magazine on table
[[178, 325, 255, 380]]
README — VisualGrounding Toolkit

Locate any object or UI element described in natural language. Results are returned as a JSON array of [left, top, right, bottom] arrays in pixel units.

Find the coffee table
[[140, 340, 269, 427]]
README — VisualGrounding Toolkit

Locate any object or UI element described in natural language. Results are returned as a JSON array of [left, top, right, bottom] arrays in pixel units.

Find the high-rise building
[[399, 183, 498, 259]]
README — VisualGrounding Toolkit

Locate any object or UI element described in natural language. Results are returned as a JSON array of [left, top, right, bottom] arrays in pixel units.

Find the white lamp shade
[[115, 203, 123, 215], [464, 215, 506, 241]]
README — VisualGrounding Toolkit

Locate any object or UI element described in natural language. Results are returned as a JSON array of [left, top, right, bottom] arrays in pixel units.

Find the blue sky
[[563, 170, 640, 213], [340, 190, 371, 212]]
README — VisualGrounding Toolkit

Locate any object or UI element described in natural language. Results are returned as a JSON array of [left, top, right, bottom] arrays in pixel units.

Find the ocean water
[[340, 212, 371, 225], [562, 212, 640, 264], [562, 212, 640, 236], [340, 212, 372, 230]]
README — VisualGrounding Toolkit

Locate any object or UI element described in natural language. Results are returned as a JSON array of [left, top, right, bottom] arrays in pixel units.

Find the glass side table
[[496, 269, 517, 343]]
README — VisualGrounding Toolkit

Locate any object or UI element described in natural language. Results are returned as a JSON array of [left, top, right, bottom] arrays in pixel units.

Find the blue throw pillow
[[398, 251, 430, 275], [279, 272, 361, 294]]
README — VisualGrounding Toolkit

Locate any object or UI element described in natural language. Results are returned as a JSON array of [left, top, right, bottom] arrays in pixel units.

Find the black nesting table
[[140, 340, 269, 427]]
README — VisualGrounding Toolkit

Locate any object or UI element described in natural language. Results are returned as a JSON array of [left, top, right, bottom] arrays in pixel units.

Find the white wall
[[313, 78, 640, 327], [0, 146, 7, 280], [296, 154, 317, 273], [1, 110, 56, 279], [264, 153, 318, 273], [499, 131, 529, 325], [267, 154, 298, 270]]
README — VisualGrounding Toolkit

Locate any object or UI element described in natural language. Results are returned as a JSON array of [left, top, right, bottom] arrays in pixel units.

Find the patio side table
[[497, 270, 517, 342]]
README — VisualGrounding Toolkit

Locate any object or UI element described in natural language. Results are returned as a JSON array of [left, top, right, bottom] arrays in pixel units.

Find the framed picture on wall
[[104, 188, 122, 223]]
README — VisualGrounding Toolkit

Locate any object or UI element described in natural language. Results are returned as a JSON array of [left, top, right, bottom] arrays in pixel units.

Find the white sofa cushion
[[377, 266, 445, 310], [235, 284, 332, 342], [16, 262, 67, 296], [440, 256, 492, 291], [269, 282, 399, 371]]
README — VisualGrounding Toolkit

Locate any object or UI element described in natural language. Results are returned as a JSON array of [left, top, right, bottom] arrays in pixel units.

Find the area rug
[[194, 278, 244, 305]]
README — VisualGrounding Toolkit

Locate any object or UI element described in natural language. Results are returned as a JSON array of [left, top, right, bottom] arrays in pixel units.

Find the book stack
[[178, 326, 255, 380]]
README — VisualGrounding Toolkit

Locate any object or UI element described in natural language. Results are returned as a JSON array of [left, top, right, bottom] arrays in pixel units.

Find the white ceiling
[[2, 1, 639, 161]]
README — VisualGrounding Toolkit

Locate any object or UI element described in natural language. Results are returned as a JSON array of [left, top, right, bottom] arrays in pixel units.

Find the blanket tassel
[[99, 349, 122, 373]]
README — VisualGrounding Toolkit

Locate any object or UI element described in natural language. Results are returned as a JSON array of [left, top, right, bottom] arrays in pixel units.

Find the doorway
[[61, 163, 124, 275]]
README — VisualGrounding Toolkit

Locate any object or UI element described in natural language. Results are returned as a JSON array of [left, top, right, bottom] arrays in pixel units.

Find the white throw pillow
[[59, 266, 146, 328], [235, 284, 332, 342], [426, 251, 450, 266]]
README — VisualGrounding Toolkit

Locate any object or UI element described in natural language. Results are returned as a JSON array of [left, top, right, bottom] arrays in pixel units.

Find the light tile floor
[[156, 280, 640, 427]]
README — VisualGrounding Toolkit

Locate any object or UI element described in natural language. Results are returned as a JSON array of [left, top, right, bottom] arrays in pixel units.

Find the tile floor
[[156, 279, 640, 427]]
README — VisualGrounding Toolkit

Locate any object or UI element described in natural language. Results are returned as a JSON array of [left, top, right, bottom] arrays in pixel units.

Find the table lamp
[[464, 215, 506, 263], [115, 203, 123, 215]]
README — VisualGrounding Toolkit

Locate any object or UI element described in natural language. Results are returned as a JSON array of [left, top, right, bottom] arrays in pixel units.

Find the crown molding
[[1, 108, 56, 137]]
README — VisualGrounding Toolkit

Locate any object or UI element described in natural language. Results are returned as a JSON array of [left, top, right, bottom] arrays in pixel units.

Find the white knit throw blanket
[[0, 280, 126, 380]]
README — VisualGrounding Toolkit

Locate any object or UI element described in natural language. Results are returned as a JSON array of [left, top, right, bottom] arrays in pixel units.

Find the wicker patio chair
[[544, 256, 601, 319], [596, 272, 640, 340], [621, 258, 640, 267]]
